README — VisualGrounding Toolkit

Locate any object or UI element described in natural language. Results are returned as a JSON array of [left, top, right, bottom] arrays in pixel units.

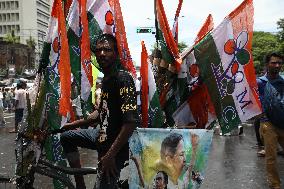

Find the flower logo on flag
[[222, 31, 251, 95]]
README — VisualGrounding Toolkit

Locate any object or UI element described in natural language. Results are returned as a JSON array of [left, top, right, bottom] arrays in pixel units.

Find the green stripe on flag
[[156, 28, 175, 64], [87, 12, 103, 51], [68, 28, 81, 85], [194, 34, 241, 133]]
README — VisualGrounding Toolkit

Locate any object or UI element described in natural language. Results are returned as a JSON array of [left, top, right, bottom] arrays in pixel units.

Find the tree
[[26, 36, 36, 50], [178, 41, 188, 53], [26, 36, 36, 69], [3, 30, 20, 44], [252, 31, 281, 75], [277, 18, 284, 42], [276, 18, 284, 58]]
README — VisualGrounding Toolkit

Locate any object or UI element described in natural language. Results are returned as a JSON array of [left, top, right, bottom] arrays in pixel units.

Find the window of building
[[0, 15, 2, 22], [0, 26, 2, 34], [16, 25, 19, 33], [7, 25, 11, 33], [3, 14, 6, 22], [6, 1, 10, 10], [2, 2, 5, 9], [7, 14, 10, 22], [15, 1, 19, 9], [16, 13, 19, 21]]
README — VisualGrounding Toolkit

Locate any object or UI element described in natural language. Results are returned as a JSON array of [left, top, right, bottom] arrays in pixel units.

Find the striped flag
[[194, 14, 214, 44], [40, 0, 72, 188], [141, 41, 164, 128], [109, 0, 136, 77], [80, 0, 92, 102], [173, 14, 216, 129], [49, 0, 72, 118], [67, 0, 136, 105], [155, 0, 182, 72], [186, 0, 261, 133]]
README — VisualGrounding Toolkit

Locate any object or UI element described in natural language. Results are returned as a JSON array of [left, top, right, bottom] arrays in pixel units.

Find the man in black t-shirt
[[60, 34, 139, 189]]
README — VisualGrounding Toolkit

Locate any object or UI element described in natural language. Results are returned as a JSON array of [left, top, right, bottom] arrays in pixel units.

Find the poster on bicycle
[[129, 128, 213, 189]]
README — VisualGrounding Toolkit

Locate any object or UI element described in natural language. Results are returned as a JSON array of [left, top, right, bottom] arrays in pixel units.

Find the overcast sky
[[119, 0, 284, 67]]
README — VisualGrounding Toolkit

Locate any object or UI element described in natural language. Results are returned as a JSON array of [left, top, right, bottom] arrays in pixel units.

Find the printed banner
[[129, 128, 213, 189]]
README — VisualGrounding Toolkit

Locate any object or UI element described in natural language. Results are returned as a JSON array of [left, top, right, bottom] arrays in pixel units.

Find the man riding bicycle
[[60, 34, 140, 189]]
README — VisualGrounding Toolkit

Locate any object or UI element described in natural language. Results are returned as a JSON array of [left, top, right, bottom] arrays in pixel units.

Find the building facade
[[0, 0, 52, 56]]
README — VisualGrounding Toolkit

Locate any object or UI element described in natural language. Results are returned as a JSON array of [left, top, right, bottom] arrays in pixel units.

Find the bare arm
[[62, 110, 99, 130], [130, 150, 145, 188], [183, 133, 199, 188], [100, 123, 136, 181]]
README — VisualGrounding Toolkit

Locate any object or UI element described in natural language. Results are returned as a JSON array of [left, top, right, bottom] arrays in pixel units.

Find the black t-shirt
[[96, 70, 140, 161]]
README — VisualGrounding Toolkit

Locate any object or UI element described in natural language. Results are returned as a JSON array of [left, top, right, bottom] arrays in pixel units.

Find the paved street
[[0, 112, 283, 189]]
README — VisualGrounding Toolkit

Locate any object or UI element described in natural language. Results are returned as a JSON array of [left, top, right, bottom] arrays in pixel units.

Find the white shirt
[[15, 89, 27, 109], [0, 92, 3, 108], [135, 79, 141, 105]]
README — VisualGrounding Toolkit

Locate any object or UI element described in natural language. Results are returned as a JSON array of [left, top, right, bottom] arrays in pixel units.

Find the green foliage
[[252, 31, 282, 75], [26, 36, 36, 50], [3, 30, 20, 44], [178, 41, 188, 53], [277, 18, 284, 42], [252, 18, 284, 75]]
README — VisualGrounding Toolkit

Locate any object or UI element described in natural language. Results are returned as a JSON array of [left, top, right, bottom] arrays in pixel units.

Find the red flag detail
[[63, 0, 72, 18], [194, 14, 214, 45], [80, 0, 92, 85], [109, 0, 137, 78], [140, 41, 149, 128], [52, 0, 72, 117], [156, 0, 182, 72]]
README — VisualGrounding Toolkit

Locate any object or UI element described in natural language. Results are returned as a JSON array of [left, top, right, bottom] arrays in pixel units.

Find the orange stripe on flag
[[55, 0, 72, 117], [156, 0, 182, 71], [194, 14, 214, 45], [109, 0, 137, 78], [80, 0, 93, 85], [227, 0, 260, 109]]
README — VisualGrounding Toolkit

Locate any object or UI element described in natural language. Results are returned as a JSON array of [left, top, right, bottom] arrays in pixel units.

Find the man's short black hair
[[264, 52, 283, 64], [95, 33, 118, 53], [160, 133, 183, 159]]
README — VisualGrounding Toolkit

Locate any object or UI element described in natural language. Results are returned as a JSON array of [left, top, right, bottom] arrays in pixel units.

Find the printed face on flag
[[94, 39, 117, 70], [129, 128, 213, 188]]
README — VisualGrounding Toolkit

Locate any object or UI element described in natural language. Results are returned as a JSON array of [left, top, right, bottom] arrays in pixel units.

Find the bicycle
[[12, 127, 98, 189]]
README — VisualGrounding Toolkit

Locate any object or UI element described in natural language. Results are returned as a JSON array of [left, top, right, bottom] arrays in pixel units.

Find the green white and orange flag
[[173, 14, 216, 129], [47, 0, 72, 118], [140, 41, 164, 128], [109, 0, 136, 77], [39, 0, 72, 188], [80, 0, 92, 101], [194, 14, 214, 44], [183, 0, 261, 133], [155, 0, 182, 72]]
